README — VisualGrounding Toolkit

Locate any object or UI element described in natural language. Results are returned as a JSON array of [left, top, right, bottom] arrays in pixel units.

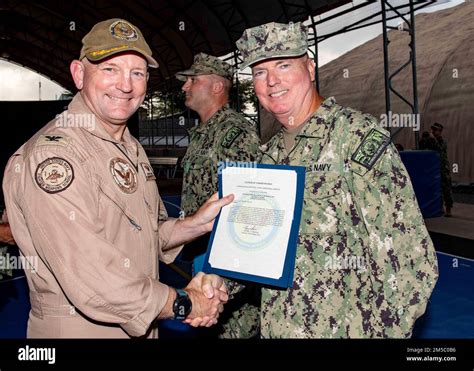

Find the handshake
[[160, 192, 234, 327], [175, 272, 228, 327]]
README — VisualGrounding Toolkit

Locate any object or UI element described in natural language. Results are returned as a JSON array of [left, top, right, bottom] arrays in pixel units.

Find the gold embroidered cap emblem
[[109, 20, 138, 41]]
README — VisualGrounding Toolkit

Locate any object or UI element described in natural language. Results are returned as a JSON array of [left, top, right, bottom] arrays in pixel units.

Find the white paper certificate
[[207, 165, 298, 280]]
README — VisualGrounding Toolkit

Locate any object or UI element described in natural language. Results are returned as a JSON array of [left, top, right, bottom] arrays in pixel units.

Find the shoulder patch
[[221, 127, 243, 149], [35, 157, 74, 194], [351, 128, 391, 170], [36, 135, 71, 148]]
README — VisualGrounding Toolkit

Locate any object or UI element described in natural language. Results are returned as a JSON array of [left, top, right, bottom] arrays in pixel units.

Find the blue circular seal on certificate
[[227, 193, 282, 250]]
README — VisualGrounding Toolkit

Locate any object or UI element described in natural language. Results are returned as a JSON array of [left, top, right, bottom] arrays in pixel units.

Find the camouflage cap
[[236, 22, 308, 69], [79, 18, 158, 68], [175, 52, 233, 81]]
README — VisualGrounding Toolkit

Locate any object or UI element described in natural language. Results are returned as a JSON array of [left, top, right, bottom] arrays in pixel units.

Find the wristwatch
[[173, 289, 192, 320]]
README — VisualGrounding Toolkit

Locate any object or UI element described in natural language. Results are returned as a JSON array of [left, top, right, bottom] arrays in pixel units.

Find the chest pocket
[[182, 157, 209, 172], [300, 172, 343, 235], [143, 180, 159, 232], [98, 182, 142, 233], [181, 147, 216, 194], [181, 148, 214, 172]]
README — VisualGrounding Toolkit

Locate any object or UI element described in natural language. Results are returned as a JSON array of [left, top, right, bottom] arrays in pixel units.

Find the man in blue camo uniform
[[231, 22, 439, 338]]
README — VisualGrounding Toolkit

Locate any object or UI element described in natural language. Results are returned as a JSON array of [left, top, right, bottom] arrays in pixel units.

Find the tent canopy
[[0, 0, 349, 91]]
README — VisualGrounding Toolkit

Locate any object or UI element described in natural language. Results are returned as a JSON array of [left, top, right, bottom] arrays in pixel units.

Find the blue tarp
[[399, 150, 442, 218], [2, 251, 472, 338]]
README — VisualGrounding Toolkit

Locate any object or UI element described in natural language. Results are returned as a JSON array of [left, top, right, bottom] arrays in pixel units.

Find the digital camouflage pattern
[[176, 52, 234, 81], [236, 22, 308, 69], [256, 97, 439, 338], [437, 138, 454, 208], [419, 135, 453, 209], [181, 104, 260, 214], [181, 104, 261, 338]]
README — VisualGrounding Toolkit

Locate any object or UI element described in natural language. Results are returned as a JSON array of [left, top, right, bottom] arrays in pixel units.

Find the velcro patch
[[110, 157, 137, 194], [36, 135, 71, 148], [221, 127, 243, 149], [35, 157, 74, 194], [141, 162, 156, 180], [351, 128, 391, 170]]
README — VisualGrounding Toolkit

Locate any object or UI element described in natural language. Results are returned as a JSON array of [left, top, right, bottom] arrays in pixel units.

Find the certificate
[[202, 163, 305, 288]]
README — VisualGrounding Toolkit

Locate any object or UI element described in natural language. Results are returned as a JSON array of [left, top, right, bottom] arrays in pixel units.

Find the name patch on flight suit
[[351, 128, 391, 170], [140, 162, 156, 180], [221, 127, 243, 149], [110, 157, 138, 194], [35, 157, 74, 194]]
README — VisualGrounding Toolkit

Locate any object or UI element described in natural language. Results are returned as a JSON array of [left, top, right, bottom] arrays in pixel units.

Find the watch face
[[176, 302, 188, 317], [174, 290, 192, 320]]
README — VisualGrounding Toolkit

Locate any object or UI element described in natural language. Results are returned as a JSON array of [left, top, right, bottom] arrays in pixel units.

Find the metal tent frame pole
[[308, 15, 320, 93], [381, 0, 420, 147]]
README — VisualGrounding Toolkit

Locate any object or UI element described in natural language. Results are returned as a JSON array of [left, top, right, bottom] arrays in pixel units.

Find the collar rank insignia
[[36, 135, 70, 148]]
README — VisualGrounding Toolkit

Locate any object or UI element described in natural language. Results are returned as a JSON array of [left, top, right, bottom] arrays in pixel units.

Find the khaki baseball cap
[[79, 18, 158, 68], [175, 52, 233, 81], [236, 22, 308, 70]]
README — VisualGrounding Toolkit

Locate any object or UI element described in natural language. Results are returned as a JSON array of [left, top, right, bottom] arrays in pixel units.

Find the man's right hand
[[183, 272, 228, 327], [0, 224, 15, 245], [2, 210, 8, 224]]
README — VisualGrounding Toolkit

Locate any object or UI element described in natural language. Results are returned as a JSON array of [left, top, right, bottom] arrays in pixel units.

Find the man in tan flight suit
[[2, 19, 230, 338]]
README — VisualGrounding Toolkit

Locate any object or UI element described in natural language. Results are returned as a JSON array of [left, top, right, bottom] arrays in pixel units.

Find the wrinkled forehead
[[251, 54, 308, 70]]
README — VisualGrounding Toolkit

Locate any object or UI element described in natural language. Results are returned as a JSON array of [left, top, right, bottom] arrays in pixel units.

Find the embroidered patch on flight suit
[[351, 128, 391, 170], [35, 157, 74, 194], [140, 162, 156, 180], [221, 127, 243, 149], [36, 135, 71, 148], [110, 157, 138, 194]]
